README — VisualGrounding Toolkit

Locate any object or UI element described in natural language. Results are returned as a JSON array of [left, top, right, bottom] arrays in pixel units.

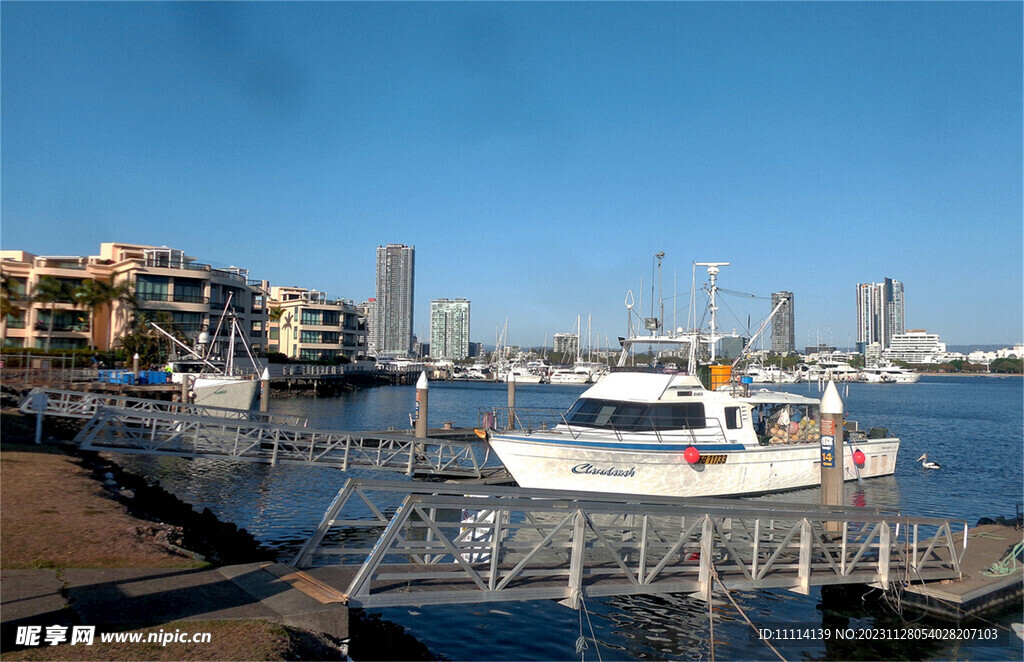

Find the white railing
[[294, 479, 967, 609]]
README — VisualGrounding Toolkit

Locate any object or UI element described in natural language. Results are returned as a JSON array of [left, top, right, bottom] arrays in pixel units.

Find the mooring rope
[[982, 540, 1024, 577], [708, 585, 715, 662], [572, 590, 603, 662], [710, 566, 787, 662]]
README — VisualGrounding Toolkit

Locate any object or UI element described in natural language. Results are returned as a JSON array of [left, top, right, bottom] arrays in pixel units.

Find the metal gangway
[[18, 387, 307, 426], [292, 479, 968, 609], [19, 388, 484, 478]]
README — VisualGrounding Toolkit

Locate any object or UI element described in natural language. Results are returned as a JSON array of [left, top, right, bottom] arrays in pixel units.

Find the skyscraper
[[374, 244, 415, 357], [430, 298, 471, 359], [856, 278, 905, 349], [770, 291, 795, 354]]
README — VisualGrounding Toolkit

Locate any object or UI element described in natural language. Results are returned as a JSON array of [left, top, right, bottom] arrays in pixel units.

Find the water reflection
[[113, 377, 1022, 661]]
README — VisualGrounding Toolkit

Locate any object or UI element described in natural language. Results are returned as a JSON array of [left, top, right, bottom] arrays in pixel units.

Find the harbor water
[[117, 376, 1024, 660]]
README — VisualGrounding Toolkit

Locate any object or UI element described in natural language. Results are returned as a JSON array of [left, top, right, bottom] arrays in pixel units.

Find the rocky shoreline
[[0, 397, 442, 661]]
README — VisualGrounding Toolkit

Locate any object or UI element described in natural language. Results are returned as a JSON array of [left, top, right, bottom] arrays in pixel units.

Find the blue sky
[[2, 2, 1021, 348]]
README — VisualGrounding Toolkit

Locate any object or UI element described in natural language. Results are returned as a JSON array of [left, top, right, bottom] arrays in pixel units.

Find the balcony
[[173, 294, 210, 304], [211, 269, 248, 284], [36, 258, 87, 270], [145, 257, 211, 272], [35, 322, 90, 333]]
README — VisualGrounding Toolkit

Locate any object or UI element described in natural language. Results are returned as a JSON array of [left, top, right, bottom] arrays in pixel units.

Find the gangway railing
[[70, 407, 483, 478], [294, 479, 968, 609], [19, 387, 306, 426]]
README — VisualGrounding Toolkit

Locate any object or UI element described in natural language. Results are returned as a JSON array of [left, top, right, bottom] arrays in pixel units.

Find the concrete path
[[1, 563, 348, 650]]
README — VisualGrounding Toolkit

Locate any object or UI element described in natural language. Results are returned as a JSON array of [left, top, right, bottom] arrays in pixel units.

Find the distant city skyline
[[2, 3, 1020, 347]]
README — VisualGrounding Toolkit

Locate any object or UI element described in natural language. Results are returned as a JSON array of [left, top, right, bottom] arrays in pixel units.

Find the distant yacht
[[860, 365, 921, 384]]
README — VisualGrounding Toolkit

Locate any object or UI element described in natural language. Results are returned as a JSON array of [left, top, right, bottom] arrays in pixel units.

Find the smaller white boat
[[805, 360, 860, 382], [150, 296, 263, 411], [858, 367, 897, 384], [505, 367, 544, 384], [872, 368, 921, 383], [548, 367, 591, 385]]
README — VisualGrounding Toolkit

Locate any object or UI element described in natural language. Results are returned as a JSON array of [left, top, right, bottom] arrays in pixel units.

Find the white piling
[[414, 371, 429, 439], [820, 380, 845, 512]]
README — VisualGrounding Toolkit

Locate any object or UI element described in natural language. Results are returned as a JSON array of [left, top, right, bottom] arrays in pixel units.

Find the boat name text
[[571, 463, 636, 478]]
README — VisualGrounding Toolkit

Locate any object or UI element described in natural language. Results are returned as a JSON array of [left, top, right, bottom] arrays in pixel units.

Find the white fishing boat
[[486, 371, 900, 498], [486, 258, 900, 498]]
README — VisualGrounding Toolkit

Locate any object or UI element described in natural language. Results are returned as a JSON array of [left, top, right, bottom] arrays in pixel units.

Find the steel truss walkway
[[20, 388, 483, 478], [71, 408, 483, 476], [19, 387, 307, 426], [293, 479, 968, 609]]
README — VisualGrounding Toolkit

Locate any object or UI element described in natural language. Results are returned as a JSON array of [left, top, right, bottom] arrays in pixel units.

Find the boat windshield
[[564, 398, 706, 432]]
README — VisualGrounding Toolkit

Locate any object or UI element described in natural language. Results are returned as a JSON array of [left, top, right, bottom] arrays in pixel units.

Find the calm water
[[119, 376, 1023, 661]]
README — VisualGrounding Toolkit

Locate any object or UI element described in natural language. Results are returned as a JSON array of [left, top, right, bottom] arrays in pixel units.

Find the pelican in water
[[916, 453, 941, 469]]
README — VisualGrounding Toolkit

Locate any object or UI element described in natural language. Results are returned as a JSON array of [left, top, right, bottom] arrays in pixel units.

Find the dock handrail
[[19, 387, 306, 427], [294, 478, 969, 609]]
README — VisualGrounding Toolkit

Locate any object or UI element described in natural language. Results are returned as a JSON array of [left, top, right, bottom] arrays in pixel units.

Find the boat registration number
[[699, 455, 727, 465]]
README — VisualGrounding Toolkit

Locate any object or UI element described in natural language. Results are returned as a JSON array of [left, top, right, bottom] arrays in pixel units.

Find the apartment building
[[429, 298, 470, 360], [856, 278, 905, 349], [1, 242, 268, 353], [268, 287, 366, 361]]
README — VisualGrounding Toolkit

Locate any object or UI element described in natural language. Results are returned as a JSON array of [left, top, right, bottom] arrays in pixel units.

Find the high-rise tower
[[856, 278, 905, 349], [374, 244, 415, 357], [770, 291, 795, 354], [429, 298, 471, 359]]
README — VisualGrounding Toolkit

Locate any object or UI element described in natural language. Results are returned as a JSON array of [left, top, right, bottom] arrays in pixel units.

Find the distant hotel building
[[429, 298, 470, 360], [883, 330, 947, 364], [553, 332, 579, 357], [770, 291, 795, 354], [1, 243, 267, 354], [856, 278, 904, 349], [374, 244, 415, 357], [268, 287, 366, 361]]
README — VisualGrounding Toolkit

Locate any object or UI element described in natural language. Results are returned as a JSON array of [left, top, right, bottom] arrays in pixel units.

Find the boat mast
[[694, 262, 729, 362]]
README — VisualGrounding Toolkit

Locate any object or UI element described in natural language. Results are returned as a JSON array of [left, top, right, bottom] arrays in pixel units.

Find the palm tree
[[0, 272, 25, 348], [116, 310, 184, 368], [31, 276, 68, 353], [73, 278, 136, 350], [72, 279, 111, 350]]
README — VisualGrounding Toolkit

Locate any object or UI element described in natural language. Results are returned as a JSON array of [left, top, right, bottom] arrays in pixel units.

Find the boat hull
[[191, 378, 260, 411], [487, 433, 900, 498]]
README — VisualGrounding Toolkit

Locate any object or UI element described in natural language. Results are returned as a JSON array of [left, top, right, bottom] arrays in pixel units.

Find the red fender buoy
[[853, 449, 866, 466], [684, 446, 701, 464]]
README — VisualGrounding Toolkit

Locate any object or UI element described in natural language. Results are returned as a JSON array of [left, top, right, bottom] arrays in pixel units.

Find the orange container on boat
[[709, 365, 732, 390]]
